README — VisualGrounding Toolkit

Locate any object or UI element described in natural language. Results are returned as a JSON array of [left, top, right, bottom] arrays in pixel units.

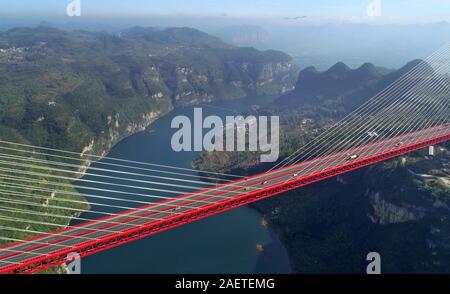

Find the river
[[75, 96, 291, 274]]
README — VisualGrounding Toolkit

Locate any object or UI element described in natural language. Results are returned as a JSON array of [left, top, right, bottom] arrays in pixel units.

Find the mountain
[[256, 22, 450, 69], [0, 26, 299, 264], [0, 26, 298, 157], [193, 61, 402, 172], [193, 60, 450, 273], [272, 61, 428, 118]]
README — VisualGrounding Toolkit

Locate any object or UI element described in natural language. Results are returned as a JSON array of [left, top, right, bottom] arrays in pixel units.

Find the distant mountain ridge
[[211, 22, 450, 70], [274, 60, 425, 117]]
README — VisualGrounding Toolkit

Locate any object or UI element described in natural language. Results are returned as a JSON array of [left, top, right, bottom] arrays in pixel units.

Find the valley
[[0, 26, 298, 273], [192, 63, 450, 273]]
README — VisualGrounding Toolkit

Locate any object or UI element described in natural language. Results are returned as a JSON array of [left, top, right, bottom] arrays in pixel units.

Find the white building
[[428, 146, 435, 156]]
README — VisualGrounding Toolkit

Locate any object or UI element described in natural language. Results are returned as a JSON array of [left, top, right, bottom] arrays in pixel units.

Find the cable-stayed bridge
[[0, 44, 449, 274]]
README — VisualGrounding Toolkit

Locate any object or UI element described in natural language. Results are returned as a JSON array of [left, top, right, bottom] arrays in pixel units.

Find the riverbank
[[74, 96, 291, 274]]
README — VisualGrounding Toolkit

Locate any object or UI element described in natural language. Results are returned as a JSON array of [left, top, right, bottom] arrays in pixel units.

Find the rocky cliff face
[[169, 60, 296, 106], [0, 26, 299, 162], [77, 110, 164, 176], [368, 191, 426, 224]]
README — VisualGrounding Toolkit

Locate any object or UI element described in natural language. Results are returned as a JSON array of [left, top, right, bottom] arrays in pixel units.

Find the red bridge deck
[[1, 125, 449, 274]]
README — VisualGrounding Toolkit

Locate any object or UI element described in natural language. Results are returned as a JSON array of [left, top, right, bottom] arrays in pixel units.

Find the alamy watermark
[[367, 0, 382, 17], [366, 252, 381, 274], [66, 252, 81, 274], [66, 0, 81, 17], [171, 108, 280, 163]]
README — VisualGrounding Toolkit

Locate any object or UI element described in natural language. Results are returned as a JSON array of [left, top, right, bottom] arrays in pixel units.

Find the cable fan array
[[0, 42, 449, 272]]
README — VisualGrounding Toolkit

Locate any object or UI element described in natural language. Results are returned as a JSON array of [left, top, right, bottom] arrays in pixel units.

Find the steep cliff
[[0, 26, 299, 158]]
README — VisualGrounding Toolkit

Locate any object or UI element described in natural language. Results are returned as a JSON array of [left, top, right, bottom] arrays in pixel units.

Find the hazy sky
[[2, 0, 450, 23]]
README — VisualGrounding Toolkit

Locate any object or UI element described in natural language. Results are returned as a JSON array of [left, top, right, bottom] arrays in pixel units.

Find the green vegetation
[[0, 26, 298, 272], [192, 62, 450, 273], [0, 26, 297, 153]]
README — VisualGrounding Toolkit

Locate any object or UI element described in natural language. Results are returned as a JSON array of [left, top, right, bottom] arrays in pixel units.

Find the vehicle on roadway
[[261, 181, 268, 185], [170, 206, 182, 215], [395, 141, 404, 147], [346, 154, 359, 161]]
